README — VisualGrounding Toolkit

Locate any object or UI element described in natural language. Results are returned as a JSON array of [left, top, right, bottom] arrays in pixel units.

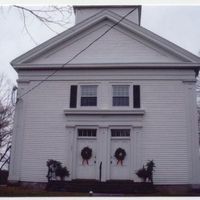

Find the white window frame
[[109, 83, 133, 109], [112, 85, 130, 107], [77, 83, 99, 109]]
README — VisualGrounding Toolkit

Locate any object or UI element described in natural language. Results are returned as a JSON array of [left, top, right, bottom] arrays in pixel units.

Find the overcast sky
[[0, 5, 200, 84]]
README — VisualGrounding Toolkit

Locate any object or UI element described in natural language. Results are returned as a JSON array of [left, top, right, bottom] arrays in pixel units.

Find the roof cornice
[[14, 62, 200, 70]]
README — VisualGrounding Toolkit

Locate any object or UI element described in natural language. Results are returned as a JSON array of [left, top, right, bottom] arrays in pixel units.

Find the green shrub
[[136, 160, 155, 183], [46, 160, 69, 181]]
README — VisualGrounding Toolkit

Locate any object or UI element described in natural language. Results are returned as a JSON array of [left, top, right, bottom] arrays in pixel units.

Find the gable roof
[[11, 9, 200, 70]]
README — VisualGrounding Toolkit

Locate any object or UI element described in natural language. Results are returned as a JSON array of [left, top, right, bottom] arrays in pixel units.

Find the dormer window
[[80, 85, 97, 106], [112, 85, 129, 106]]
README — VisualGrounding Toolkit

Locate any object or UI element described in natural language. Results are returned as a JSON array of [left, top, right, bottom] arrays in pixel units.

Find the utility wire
[[17, 8, 137, 101]]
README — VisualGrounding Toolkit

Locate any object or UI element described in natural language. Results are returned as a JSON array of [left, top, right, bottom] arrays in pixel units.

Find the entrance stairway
[[46, 180, 155, 194]]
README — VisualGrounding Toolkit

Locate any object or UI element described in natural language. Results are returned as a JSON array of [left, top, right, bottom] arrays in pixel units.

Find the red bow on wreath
[[117, 159, 123, 166], [81, 147, 92, 165], [114, 148, 126, 166], [82, 159, 89, 165]]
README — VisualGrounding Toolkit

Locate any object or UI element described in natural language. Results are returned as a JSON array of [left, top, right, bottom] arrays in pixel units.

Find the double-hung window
[[81, 85, 97, 106], [112, 85, 129, 106]]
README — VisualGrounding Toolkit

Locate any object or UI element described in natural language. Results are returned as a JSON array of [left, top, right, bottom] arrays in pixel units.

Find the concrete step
[[46, 180, 155, 194]]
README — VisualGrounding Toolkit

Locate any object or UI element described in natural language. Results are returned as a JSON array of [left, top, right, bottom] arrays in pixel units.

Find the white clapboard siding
[[13, 71, 194, 183], [20, 81, 70, 182], [141, 81, 189, 184]]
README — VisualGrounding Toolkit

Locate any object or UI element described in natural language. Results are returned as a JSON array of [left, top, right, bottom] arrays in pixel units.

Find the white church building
[[9, 6, 200, 188]]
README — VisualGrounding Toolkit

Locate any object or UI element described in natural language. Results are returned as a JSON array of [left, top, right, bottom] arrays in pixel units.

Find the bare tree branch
[[11, 5, 72, 44], [0, 74, 15, 170], [21, 9, 38, 45], [0, 157, 10, 170], [0, 146, 11, 163]]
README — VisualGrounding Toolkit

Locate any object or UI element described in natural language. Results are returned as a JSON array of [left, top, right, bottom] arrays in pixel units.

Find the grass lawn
[[0, 186, 88, 197], [1, 185, 200, 197]]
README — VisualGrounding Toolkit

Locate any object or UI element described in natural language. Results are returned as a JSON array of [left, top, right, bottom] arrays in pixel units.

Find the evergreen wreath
[[81, 146, 92, 165], [114, 147, 126, 165]]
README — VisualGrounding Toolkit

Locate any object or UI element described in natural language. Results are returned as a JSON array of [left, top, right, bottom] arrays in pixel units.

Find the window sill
[[64, 109, 145, 115]]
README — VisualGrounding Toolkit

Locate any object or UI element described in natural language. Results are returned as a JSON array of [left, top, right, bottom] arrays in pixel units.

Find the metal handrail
[[99, 161, 102, 181]]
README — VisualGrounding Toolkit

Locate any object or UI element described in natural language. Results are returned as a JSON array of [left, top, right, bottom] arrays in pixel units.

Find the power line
[[17, 8, 137, 101]]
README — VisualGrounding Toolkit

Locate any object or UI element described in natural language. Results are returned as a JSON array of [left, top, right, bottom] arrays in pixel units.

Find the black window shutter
[[133, 85, 140, 108], [70, 85, 77, 108]]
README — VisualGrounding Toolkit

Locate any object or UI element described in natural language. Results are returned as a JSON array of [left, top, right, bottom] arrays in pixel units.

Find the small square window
[[112, 85, 129, 106], [81, 85, 97, 106]]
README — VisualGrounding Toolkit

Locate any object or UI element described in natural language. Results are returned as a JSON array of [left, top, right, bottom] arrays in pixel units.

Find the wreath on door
[[114, 147, 126, 165], [81, 146, 92, 165]]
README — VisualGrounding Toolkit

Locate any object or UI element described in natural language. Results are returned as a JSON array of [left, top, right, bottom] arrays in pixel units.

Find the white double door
[[75, 129, 131, 180]]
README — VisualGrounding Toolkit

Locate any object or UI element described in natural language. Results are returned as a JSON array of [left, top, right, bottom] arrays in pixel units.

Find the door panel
[[76, 138, 97, 179], [110, 139, 131, 180]]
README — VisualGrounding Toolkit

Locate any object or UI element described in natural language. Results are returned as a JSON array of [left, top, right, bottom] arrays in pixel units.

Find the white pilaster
[[9, 83, 28, 182], [65, 126, 75, 180], [184, 81, 200, 186], [98, 126, 109, 182]]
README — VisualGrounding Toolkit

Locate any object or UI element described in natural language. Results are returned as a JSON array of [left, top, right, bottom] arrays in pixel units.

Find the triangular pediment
[[27, 23, 187, 65], [11, 10, 200, 68]]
